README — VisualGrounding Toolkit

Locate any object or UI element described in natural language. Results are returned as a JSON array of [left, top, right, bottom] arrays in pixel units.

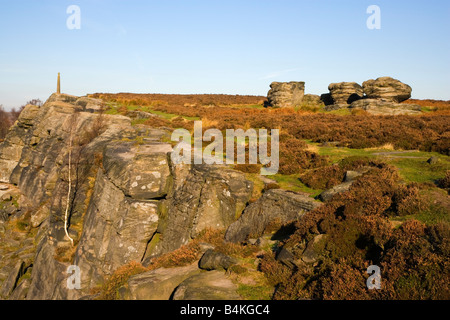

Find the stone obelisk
[[57, 72, 61, 94]]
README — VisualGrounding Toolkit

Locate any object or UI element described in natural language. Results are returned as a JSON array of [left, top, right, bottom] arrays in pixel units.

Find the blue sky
[[0, 0, 449, 110]]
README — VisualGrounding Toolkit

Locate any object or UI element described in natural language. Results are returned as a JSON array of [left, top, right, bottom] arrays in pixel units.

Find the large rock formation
[[328, 82, 363, 105], [0, 93, 256, 300], [363, 77, 412, 103], [349, 99, 422, 115], [323, 77, 418, 115], [266, 81, 305, 108], [225, 189, 322, 243]]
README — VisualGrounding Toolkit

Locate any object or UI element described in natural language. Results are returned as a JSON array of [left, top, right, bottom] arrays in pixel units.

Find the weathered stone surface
[[225, 189, 322, 243], [73, 170, 160, 289], [344, 170, 363, 183], [349, 99, 421, 115], [26, 236, 67, 300], [30, 204, 49, 228], [276, 247, 296, 269], [199, 249, 237, 271], [127, 110, 158, 119], [363, 77, 412, 103], [302, 234, 327, 264], [328, 82, 363, 105], [319, 182, 353, 202], [267, 81, 305, 108], [172, 271, 241, 300], [75, 96, 105, 113], [0, 105, 39, 183], [103, 141, 172, 200], [148, 164, 253, 257], [119, 263, 200, 300], [0, 261, 26, 298], [9, 277, 31, 300]]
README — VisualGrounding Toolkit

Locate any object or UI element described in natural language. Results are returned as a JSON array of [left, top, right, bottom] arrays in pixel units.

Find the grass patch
[[243, 173, 265, 202], [310, 141, 450, 185], [267, 174, 323, 197], [104, 102, 200, 121], [227, 104, 264, 110], [316, 145, 376, 164], [237, 284, 274, 300], [388, 156, 450, 184], [391, 188, 450, 225]]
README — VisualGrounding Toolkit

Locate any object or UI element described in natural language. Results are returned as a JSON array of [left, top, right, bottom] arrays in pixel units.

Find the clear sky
[[0, 0, 449, 110]]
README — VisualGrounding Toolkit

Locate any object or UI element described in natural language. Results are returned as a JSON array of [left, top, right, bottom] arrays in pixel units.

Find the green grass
[[316, 107, 352, 115], [104, 102, 200, 121], [267, 174, 323, 197], [306, 140, 450, 184], [237, 284, 273, 300], [130, 118, 148, 126], [311, 142, 376, 164], [391, 189, 450, 225], [420, 106, 437, 113], [389, 157, 450, 184]]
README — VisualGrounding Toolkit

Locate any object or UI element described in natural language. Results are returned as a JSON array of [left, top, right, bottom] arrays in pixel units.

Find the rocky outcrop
[[349, 99, 422, 115], [266, 82, 305, 108], [145, 164, 253, 259], [328, 82, 363, 105], [118, 264, 200, 300], [363, 77, 412, 103], [225, 189, 322, 243], [320, 77, 418, 115], [172, 271, 240, 300], [0, 93, 257, 300]]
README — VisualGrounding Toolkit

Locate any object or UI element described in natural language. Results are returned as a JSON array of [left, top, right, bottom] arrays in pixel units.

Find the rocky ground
[[0, 90, 448, 300], [0, 93, 322, 300]]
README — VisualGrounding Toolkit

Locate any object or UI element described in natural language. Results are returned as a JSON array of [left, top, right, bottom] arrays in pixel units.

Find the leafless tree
[[0, 105, 12, 140]]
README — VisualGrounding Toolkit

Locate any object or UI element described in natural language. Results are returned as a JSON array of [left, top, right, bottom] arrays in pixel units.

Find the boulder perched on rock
[[362, 77, 412, 103], [349, 99, 421, 115], [75, 96, 105, 113], [267, 81, 305, 108], [328, 82, 363, 105], [199, 249, 237, 271], [225, 189, 322, 243]]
